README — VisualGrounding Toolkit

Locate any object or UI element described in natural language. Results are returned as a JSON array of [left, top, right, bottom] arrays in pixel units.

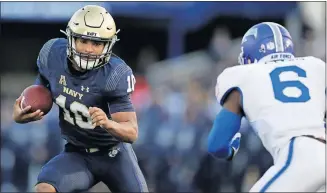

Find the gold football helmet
[[61, 5, 119, 70]]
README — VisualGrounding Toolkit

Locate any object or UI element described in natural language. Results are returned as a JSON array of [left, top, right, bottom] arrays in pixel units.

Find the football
[[20, 85, 53, 115]]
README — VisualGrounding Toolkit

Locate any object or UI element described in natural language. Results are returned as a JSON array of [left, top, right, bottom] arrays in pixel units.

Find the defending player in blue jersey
[[12, 5, 148, 192], [208, 22, 325, 191]]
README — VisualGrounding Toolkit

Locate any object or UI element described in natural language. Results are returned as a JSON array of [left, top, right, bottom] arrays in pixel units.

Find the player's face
[[75, 38, 106, 58]]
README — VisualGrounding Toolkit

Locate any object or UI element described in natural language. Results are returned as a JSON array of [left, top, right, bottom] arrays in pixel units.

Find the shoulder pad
[[105, 60, 132, 92], [308, 56, 326, 67], [37, 38, 59, 70], [215, 66, 247, 105]]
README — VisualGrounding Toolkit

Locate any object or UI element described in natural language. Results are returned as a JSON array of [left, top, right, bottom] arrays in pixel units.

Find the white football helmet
[[61, 5, 119, 70]]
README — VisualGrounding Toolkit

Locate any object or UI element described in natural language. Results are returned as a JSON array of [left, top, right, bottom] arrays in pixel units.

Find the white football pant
[[250, 136, 325, 192]]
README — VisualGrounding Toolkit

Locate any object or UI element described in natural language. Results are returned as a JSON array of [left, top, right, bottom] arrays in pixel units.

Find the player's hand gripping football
[[89, 107, 111, 129], [12, 96, 44, 123]]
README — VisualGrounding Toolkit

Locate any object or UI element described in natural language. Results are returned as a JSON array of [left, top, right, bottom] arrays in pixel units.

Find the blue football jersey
[[36, 38, 136, 148]]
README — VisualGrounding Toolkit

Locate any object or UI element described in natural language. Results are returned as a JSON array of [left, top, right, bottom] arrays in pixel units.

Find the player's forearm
[[104, 120, 138, 143], [207, 108, 241, 159], [209, 144, 233, 159]]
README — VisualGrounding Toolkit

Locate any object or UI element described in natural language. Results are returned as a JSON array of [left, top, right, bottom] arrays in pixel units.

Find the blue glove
[[227, 132, 241, 161]]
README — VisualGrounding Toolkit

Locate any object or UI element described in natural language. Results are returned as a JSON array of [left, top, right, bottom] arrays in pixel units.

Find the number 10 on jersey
[[56, 95, 94, 129], [127, 75, 136, 93]]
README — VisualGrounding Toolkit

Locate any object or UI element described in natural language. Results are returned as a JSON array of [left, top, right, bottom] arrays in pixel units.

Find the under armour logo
[[108, 147, 120, 158], [81, 86, 89, 92]]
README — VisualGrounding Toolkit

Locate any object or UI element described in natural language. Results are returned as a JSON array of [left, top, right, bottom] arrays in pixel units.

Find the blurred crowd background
[[1, 2, 326, 192]]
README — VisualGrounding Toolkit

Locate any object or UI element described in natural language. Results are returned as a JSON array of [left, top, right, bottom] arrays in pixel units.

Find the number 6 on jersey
[[270, 65, 311, 103]]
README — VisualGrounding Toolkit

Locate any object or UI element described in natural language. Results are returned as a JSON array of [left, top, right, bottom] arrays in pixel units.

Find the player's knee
[[35, 183, 56, 193]]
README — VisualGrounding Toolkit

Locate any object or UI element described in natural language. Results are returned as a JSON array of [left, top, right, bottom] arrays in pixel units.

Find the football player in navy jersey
[[12, 5, 148, 193]]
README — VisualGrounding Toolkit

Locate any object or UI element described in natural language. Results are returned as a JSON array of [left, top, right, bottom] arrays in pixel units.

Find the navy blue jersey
[[36, 38, 136, 148]]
